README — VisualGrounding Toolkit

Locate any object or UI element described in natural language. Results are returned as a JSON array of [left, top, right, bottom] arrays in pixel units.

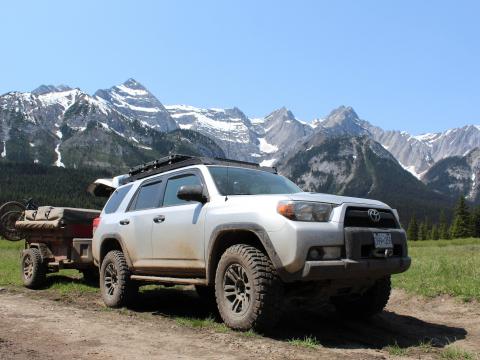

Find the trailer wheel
[[21, 248, 46, 289]]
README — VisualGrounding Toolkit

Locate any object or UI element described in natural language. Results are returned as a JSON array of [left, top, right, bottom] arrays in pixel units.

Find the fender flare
[[205, 222, 284, 284], [98, 234, 134, 269]]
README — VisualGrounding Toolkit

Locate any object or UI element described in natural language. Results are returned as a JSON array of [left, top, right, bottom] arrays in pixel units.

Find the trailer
[[4, 204, 100, 288]]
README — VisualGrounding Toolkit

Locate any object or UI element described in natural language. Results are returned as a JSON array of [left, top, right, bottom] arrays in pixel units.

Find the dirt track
[[0, 287, 478, 359]]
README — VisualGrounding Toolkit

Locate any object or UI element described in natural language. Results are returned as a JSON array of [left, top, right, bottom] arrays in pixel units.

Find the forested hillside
[[0, 162, 111, 209]]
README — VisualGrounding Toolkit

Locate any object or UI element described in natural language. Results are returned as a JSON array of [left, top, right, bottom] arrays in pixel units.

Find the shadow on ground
[[127, 285, 467, 350]]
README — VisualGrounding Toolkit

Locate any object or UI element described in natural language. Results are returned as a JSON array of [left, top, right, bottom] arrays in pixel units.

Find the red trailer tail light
[[92, 217, 101, 236]]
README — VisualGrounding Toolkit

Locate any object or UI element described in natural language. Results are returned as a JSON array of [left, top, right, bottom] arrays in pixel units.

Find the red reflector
[[92, 217, 101, 235]]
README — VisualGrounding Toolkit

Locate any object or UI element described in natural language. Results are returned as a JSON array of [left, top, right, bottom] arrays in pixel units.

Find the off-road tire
[[333, 276, 391, 318], [100, 250, 136, 308], [215, 244, 283, 332], [21, 248, 46, 289]]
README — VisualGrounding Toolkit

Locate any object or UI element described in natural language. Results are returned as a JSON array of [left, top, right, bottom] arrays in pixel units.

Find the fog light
[[308, 246, 342, 260], [309, 248, 321, 260], [322, 246, 341, 260]]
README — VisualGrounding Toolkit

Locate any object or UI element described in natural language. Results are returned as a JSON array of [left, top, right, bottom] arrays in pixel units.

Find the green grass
[[174, 316, 229, 332], [384, 342, 408, 356], [441, 346, 477, 360], [0, 239, 98, 295], [393, 238, 480, 301], [0, 239, 25, 286], [288, 336, 320, 349]]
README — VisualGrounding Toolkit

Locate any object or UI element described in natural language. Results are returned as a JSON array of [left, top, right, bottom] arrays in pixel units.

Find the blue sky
[[1, 1, 479, 134]]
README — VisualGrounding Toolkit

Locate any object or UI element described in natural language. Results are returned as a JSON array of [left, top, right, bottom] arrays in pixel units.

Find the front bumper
[[301, 256, 411, 280]]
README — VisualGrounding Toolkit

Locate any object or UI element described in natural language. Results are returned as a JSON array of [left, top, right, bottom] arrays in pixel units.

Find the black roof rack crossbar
[[126, 153, 277, 182]]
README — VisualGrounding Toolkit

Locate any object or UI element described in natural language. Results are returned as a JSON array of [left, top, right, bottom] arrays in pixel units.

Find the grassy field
[[0, 239, 97, 295], [392, 238, 480, 302], [1, 238, 479, 301]]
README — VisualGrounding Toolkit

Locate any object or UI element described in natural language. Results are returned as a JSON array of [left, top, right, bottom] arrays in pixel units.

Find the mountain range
[[1, 78, 479, 222]]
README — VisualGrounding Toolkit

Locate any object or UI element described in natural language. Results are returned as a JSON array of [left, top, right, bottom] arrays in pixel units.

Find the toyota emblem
[[368, 209, 381, 223]]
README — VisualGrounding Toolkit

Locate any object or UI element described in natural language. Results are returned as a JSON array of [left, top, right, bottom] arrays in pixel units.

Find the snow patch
[[56, 130, 63, 139], [179, 123, 193, 130], [54, 144, 65, 167], [260, 158, 277, 167], [116, 84, 148, 96], [398, 160, 420, 179], [258, 138, 278, 154], [1, 141, 6, 158]]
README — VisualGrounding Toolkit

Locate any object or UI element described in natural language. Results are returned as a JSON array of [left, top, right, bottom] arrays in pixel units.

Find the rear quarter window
[[103, 185, 133, 214]]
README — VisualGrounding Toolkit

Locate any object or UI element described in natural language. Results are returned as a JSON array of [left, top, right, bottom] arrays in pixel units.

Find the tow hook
[[372, 248, 393, 258]]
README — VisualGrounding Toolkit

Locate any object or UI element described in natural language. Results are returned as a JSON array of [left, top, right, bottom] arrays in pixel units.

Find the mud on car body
[[92, 154, 410, 331]]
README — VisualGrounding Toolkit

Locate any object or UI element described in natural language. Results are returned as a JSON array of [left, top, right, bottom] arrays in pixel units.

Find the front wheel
[[100, 250, 136, 308], [215, 244, 283, 332], [332, 276, 391, 318], [21, 248, 46, 289]]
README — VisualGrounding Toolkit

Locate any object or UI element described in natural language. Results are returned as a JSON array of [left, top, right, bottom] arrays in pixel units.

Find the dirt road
[[0, 287, 478, 359]]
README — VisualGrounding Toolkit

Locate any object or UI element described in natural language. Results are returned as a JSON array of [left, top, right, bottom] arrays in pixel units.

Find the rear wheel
[[21, 248, 46, 289], [332, 276, 391, 318], [215, 244, 283, 332], [100, 250, 136, 308]]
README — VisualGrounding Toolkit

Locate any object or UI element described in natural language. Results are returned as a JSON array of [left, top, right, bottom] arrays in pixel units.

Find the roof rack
[[125, 154, 277, 182]]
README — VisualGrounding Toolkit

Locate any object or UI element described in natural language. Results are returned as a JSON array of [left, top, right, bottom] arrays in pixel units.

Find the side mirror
[[177, 185, 207, 203]]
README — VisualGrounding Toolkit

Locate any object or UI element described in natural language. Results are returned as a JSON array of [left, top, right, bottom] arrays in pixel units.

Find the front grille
[[344, 207, 398, 229]]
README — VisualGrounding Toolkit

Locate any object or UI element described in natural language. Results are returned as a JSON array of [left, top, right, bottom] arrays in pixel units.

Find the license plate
[[373, 232, 393, 249]]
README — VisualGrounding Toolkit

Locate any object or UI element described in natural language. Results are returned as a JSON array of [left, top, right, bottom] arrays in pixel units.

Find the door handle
[[153, 215, 165, 223], [119, 219, 130, 225]]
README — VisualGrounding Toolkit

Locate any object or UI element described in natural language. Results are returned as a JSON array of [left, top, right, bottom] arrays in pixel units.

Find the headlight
[[277, 201, 334, 222]]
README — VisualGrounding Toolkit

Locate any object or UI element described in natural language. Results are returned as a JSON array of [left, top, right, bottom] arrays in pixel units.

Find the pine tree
[[450, 196, 472, 239], [430, 224, 439, 240], [407, 214, 418, 241], [424, 217, 432, 239], [439, 210, 450, 239], [471, 206, 480, 238], [418, 221, 427, 241]]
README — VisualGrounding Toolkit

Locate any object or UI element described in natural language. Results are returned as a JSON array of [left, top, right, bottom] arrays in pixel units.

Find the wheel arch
[[99, 237, 133, 268], [205, 223, 283, 286]]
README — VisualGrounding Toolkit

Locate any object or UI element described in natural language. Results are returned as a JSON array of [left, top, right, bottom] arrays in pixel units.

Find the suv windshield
[[208, 166, 302, 195]]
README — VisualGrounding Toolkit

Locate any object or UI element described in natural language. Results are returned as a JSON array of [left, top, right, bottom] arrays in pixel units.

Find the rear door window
[[103, 185, 132, 214], [130, 181, 163, 211]]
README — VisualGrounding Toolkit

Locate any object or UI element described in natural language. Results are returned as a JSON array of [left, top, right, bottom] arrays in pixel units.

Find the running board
[[130, 275, 207, 285]]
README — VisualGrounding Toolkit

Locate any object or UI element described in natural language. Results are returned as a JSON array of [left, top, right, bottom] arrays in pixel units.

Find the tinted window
[[163, 174, 201, 207], [208, 166, 301, 195], [132, 181, 163, 210], [103, 185, 132, 214]]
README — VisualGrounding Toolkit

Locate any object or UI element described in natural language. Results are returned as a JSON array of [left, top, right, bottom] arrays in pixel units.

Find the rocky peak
[[32, 84, 74, 95], [319, 106, 369, 136], [94, 79, 177, 132]]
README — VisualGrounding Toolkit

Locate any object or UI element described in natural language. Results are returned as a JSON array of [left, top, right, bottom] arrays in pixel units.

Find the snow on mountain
[[165, 104, 259, 161], [94, 78, 177, 132]]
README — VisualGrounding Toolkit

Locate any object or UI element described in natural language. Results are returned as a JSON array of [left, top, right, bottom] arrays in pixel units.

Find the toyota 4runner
[[92, 154, 411, 331]]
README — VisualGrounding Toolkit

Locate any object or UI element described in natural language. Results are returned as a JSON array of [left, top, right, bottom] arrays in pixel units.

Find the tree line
[[407, 195, 479, 240]]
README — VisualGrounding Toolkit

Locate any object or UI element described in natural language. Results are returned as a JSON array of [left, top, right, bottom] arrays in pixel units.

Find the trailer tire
[[100, 250, 136, 308], [21, 248, 46, 289]]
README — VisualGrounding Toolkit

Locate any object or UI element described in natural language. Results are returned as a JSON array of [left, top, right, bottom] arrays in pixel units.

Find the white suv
[[92, 155, 410, 331]]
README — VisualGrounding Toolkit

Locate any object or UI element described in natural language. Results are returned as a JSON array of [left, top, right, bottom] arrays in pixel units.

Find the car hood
[[287, 192, 389, 208]]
